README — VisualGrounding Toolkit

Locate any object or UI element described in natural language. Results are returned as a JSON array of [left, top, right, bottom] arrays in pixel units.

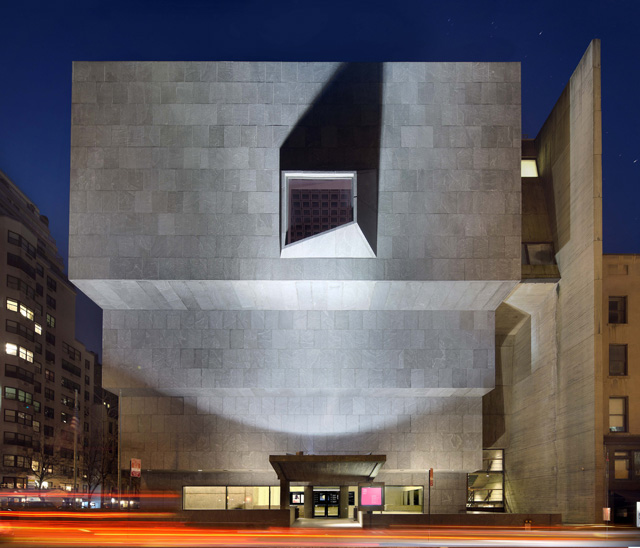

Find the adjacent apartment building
[[68, 40, 609, 522], [1, 171, 117, 503], [602, 254, 640, 524]]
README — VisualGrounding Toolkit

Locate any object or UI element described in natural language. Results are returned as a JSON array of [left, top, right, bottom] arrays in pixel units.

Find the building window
[[46, 295, 56, 310], [2, 477, 27, 489], [3, 455, 32, 469], [614, 451, 630, 480], [282, 171, 356, 247], [609, 344, 628, 376], [5, 363, 34, 384], [36, 263, 44, 277], [44, 388, 55, 401], [62, 359, 81, 377], [22, 302, 36, 321], [46, 313, 55, 328], [608, 297, 627, 324], [466, 449, 505, 511], [46, 332, 55, 345], [44, 407, 54, 419], [6, 319, 35, 342], [61, 377, 81, 393], [33, 420, 40, 433], [7, 230, 20, 246], [34, 322, 41, 335], [46, 276, 57, 292], [6, 343, 36, 363], [6, 298, 18, 313], [62, 342, 81, 361], [4, 387, 33, 405], [7, 252, 36, 279], [3, 432, 32, 447], [522, 242, 556, 265], [609, 397, 627, 433], [44, 425, 53, 437], [7, 274, 36, 299], [7, 230, 36, 258], [4, 409, 33, 427], [45, 369, 55, 382]]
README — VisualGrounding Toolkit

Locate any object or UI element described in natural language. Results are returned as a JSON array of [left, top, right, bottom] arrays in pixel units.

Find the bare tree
[[31, 441, 62, 488], [82, 436, 117, 504], [83, 399, 118, 506]]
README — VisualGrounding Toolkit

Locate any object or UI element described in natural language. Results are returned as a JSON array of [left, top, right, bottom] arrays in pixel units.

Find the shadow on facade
[[279, 62, 383, 254]]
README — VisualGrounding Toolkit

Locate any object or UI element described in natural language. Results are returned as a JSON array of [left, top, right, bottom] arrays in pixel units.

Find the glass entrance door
[[313, 488, 339, 517]]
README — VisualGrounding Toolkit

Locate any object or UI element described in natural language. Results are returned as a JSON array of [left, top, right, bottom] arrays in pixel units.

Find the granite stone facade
[[69, 61, 521, 513]]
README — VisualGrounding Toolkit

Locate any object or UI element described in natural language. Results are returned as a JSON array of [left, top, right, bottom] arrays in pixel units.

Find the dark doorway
[[313, 488, 339, 518]]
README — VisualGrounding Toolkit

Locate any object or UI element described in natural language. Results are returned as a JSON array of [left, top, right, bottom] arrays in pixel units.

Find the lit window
[[20, 304, 34, 321], [609, 297, 627, 324], [18, 346, 33, 363], [5, 343, 18, 356], [46, 314, 55, 328], [6, 298, 18, 313], [609, 397, 627, 433], [34, 323, 42, 335], [614, 451, 630, 480], [521, 159, 538, 177]]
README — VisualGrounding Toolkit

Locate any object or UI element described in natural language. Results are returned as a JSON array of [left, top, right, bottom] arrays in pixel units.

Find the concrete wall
[[69, 61, 521, 514], [69, 61, 521, 284], [485, 40, 602, 523], [487, 285, 560, 514]]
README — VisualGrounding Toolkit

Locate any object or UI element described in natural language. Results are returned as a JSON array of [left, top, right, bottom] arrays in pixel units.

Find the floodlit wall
[[69, 61, 521, 513]]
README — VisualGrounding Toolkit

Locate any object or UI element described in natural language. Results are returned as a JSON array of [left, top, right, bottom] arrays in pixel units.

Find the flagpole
[[73, 389, 78, 509]]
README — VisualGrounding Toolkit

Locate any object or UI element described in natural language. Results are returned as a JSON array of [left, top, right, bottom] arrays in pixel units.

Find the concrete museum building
[[68, 40, 608, 523]]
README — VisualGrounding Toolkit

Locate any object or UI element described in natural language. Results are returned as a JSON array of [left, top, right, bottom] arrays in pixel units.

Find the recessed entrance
[[313, 487, 339, 518]]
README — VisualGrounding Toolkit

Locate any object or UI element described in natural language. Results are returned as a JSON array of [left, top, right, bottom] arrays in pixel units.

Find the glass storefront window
[[183, 485, 280, 510], [183, 486, 226, 510], [384, 486, 423, 512]]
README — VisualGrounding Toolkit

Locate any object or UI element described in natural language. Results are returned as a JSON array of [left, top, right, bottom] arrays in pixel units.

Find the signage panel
[[130, 458, 141, 478], [358, 482, 385, 511]]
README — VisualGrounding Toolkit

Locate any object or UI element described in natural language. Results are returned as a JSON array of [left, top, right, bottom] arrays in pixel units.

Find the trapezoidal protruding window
[[282, 171, 356, 247]]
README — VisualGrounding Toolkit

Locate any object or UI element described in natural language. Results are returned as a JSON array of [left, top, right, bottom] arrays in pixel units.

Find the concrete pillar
[[303, 485, 313, 518], [280, 478, 290, 509], [339, 486, 349, 518]]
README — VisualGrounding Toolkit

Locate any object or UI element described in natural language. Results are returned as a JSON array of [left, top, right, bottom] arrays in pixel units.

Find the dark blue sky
[[1, 0, 639, 356]]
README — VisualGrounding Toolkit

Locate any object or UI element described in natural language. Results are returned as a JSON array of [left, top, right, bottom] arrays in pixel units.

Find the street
[[1, 512, 639, 548]]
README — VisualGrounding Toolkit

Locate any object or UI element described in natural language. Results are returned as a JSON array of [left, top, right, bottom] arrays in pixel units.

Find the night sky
[[1, 0, 639, 357]]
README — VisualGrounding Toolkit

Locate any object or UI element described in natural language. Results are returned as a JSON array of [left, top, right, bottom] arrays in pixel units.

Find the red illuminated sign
[[130, 458, 141, 478]]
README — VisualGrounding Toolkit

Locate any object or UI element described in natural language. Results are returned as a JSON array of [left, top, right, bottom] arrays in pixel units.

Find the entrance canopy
[[269, 454, 386, 485]]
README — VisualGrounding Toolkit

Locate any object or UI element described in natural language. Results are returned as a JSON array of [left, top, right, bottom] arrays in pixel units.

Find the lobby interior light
[[521, 159, 539, 177]]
